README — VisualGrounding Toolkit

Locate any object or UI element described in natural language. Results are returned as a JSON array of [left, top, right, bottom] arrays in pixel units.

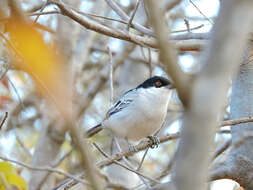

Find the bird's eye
[[155, 81, 162, 87]]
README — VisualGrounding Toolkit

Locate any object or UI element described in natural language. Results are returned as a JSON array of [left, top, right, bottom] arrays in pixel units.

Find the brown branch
[[47, 0, 206, 51], [48, 0, 156, 47], [220, 116, 253, 127], [33, 0, 48, 23]]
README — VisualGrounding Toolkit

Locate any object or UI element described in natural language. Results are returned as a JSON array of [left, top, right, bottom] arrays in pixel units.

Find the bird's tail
[[86, 124, 102, 138]]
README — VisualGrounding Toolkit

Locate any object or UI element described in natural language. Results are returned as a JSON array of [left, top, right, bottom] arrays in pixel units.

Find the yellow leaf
[[0, 162, 27, 190], [0, 162, 16, 175], [5, 11, 72, 120]]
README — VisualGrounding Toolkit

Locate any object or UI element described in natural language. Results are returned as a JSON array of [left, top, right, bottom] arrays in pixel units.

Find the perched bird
[[86, 76, 175, 143]]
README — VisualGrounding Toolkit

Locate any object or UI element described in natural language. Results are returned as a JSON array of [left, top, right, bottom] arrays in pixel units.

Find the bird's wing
[[105, 89, 136, 118]]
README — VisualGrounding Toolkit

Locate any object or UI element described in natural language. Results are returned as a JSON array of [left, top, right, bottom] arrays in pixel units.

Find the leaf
[[5, 9, 72, 120], [0, 162, 27, 190]]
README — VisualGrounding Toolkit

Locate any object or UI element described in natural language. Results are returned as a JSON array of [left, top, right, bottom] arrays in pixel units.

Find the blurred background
[[0, 0, 239, 189]]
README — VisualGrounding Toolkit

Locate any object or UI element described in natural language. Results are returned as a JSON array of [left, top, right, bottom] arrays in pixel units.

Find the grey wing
[[105, 89, 136, 118]]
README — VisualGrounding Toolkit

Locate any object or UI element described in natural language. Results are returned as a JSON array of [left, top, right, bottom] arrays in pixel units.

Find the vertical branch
[[146, 0, 190, 106], [107, 46, 114, 105], [173, 1, 253, 190], [148, 48, 152, 77]]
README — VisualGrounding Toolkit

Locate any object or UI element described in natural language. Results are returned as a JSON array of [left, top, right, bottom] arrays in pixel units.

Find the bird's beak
[[166, 84, 175, 89]]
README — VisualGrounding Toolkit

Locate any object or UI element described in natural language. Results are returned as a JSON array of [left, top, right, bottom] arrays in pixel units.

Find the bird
[[86, 76, 175, 144]]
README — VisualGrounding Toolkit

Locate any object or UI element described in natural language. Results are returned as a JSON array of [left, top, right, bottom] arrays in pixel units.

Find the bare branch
[[0, 154, 89, 185], [189, 0, 214, 25], [96, 132, 180, 168], [104, 0, 154, 36], [220, 116, 253, 127], [146, 0, 191, 105], [126, 0, 141, 31], [173, 1, 253, 190]]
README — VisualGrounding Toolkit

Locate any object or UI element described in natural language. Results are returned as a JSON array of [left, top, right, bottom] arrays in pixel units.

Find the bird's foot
[[128, 144, 138, 152], [147, 135, 160, 148]]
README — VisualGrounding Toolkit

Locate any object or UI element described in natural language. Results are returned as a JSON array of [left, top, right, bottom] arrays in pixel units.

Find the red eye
[[155, 81, 162, 87]]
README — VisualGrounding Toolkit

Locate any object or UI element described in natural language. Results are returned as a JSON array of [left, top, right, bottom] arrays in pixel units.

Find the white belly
[[103, 100, 168, 141]]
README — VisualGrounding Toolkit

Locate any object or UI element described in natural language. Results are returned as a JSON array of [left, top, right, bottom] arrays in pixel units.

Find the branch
[[146, 0, 191, 105], [173, 0, 253, 190], [0, 154, 89, 185], [126, 0, 141, 31], [0, 112, 8, 130], [96, 132, 180, 168], [46, 0, 206, 51], [220, 116, 253, 127], [189, 0, 214, 25], [104, 0, 154, 37], [212, 139, 232, 161]]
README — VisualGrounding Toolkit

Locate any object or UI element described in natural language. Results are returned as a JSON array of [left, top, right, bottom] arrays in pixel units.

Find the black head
[[137, 76, 174, 89]]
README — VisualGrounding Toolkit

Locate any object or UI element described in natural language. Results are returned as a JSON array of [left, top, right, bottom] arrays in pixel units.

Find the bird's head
[[136, 76, 175, 101], [137, 76, 174, 90]]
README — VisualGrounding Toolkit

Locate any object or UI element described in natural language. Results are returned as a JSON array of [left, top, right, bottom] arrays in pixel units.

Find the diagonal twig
[[189, 0, 214, 25], [93, 142, 160, 184], [0, 112, 8, 130], [126, 0, 141, 31]]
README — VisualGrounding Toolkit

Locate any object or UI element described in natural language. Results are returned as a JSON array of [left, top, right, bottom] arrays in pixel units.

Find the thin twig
[[93, 142, 160, 184], [0, 155, 89, 185], [220, 116, 253, 127], [136, 148, 149, 171], [107, 47, 114, 105], [212, 139, 232, 161], [37, 148, 74, 190], [148, 48, 152, 77], [126, 0, 141, 31], [16, 135, 32, 157], [189, 0, 214, 25], [170, 24, 204, 33], [33, 0, 48, 23], [7, 77, 26, 111], [104, 0, 154, 37], [0, 67, 9, 81], [0, 112, 8, 130], [184, 17, 191, 33], [113, 137, 151, 188], [28, 10, 60, 16]]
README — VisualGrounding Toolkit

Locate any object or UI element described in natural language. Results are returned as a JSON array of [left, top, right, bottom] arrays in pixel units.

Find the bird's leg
[[125, 137, 138, 152], [147, 135, 160, 148]]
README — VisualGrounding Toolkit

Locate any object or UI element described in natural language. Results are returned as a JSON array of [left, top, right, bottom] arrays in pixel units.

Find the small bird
[[86, 76, 175, 143]]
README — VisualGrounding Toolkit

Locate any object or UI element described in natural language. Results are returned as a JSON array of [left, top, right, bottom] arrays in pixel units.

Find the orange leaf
[[5, 11, 72, 119]]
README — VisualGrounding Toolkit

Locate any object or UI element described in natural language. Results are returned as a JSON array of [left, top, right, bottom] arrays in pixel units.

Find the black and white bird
[[86, 76, 175, 142]]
